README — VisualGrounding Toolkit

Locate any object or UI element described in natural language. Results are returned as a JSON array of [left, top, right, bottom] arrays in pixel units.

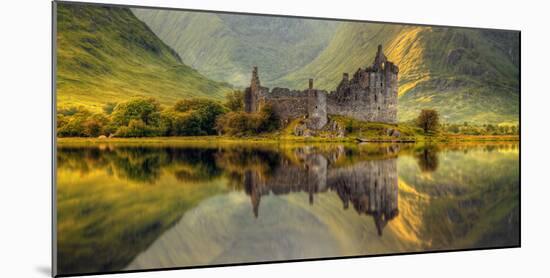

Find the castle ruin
[[244, 44, 399, 129]]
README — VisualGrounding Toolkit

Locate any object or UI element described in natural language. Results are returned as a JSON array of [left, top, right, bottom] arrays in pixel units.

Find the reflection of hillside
[[396, 144, 520, 249], [56, 142, 519, 274], [57, 146, 223, 183]]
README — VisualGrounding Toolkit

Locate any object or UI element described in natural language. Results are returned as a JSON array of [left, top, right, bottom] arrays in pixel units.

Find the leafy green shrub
[[102, 102, 117, 115], [114, 119, 161, 137], [171, 98, 227, 135], [175, 112, 204, 136], [216, 104, 278, 136], [57, 108, 111, 137], [111, 97, 162, 127], [257, 104, 279, 132], [110, 97, 163, 137]]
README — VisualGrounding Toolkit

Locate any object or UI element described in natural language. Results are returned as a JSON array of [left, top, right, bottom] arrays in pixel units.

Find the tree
[[417, 109, 439, 133], [172, 98, 227, 135], [111, 97, 162, 127], [447, 124, 460, 134], [257, 104, 279, 132], [102, 102, 117, 115], [114, 119, 161, 137], [215, 104, 279, 136], [57, 108, 108, 137], [224, 91, 244, 111], [173, 112, 204, 136], [82, 113, 110, 137]]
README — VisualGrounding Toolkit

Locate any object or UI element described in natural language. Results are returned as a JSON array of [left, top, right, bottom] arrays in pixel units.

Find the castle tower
[[327, 44, 398, 124], [373, 44, 387, 70], [244, 66, 262, 113], [244, 170, 262, 218], [306, 78, 328, 129], [251, 66, 261, 92]]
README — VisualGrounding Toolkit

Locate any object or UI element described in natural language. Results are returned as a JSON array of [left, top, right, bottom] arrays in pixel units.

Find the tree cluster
[[57, 91, 273, 138], [442, 122, 519, 135]]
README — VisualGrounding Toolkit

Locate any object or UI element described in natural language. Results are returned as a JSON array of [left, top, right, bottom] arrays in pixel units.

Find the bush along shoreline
[[56, 93, 519, 141]]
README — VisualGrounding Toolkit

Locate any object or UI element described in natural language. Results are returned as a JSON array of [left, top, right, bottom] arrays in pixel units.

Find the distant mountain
[[131, 8, 338, 87], [56, 3, 232, 111], [274, 23, 519, 124], [133, 8, 518, 125], [61, 3, 519, 124]]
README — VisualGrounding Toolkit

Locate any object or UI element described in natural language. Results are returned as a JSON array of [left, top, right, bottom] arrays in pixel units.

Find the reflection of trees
[[415, 146, 439, 172], [215, 147, 281, 190], [58, 144, 402, 235], [166, 148, 222, 182], [109, 147, 165, 183], [57, 146, 223, 184]]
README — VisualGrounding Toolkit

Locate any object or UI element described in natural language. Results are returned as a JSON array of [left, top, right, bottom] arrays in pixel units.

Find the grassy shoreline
[[56, 134, 519, 145]]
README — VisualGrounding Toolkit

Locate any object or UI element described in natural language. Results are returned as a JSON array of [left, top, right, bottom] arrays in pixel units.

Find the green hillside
[[274, 23, 519, 124], [60, 3, 519, 125], [131, 8, 338, 87], [56, 3, 232, 112]]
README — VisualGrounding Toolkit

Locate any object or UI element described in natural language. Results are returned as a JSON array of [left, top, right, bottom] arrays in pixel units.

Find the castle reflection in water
[[57, 143, 413, 236], [241, 145, 400, 236]]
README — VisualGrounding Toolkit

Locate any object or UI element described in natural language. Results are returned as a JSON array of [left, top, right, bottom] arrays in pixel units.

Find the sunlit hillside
[[274, 23, 519, 124], [56, 4, 233, 112]]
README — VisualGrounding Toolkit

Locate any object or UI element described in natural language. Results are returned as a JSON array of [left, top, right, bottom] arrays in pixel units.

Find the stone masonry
[[244, 44, 399, 128]]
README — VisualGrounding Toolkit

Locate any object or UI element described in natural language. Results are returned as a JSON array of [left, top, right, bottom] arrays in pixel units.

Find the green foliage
[[161, 111, 204, 136], [331, 115, 420, 139], [111, 97, 162, 127], [57, 107, 111, 137], [257, 104, 280, 133], [417, 109, 440, 133], [57, 97, 231, 138], [114, 119, 161, 137], [441, 122, 519, 135], [58, 106, 81, 116], [171, 99, 227, 135], [224, 91, 244, 112], [102, 102, 117, 115], [215, 104, 279, 136]]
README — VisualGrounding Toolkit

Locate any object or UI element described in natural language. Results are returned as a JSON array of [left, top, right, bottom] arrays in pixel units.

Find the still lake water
[[56, 141, 519, 275]]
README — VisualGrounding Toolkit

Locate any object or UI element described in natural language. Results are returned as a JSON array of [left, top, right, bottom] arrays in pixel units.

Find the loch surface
[[56, 142, 520, 275]]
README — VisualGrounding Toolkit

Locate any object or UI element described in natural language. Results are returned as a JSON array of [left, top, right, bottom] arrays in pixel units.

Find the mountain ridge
[[56, 3, 233, 112], [272, 23, 519, 124], [133, 9, 519, 124], [131, 8, 338, 87]]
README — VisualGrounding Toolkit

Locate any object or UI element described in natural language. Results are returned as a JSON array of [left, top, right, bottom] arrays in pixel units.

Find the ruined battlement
[[244, 44, 399, 128]]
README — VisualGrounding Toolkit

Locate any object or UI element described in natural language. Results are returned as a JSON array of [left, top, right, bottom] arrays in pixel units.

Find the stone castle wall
[[244, 44, 399, 128], [327, 59, 399, 123]]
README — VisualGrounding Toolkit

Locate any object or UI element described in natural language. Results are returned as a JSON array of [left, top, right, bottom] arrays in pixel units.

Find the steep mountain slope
[[56, 3, 232, 112], [274, 23, 519, 124], [131, 8, 338, 87]]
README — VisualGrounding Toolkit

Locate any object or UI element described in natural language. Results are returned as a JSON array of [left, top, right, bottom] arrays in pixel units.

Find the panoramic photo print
[[54, 1, 520, 276]]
